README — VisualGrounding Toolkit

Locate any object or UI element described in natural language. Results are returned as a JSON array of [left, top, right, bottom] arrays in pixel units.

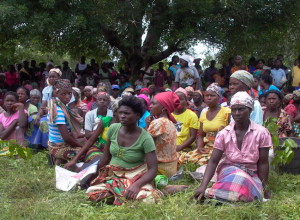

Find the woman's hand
[[197, 147, 209, 154], [12, 103, 24, 111], [176, 145, 183, 152], [64, 159, 77, 171], [145, 116, 154, 127], [125, 183, 141, 200], [194, 186, 206, 202]]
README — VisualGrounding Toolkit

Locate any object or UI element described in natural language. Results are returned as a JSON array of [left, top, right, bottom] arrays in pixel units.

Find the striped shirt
[[48, 106, 71, 143]]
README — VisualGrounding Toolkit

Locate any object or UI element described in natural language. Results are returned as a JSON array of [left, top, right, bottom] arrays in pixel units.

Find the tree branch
[[147, 39, 185, 65]]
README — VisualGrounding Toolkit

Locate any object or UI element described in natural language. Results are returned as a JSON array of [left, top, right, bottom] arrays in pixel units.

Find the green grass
[[1, 153, 300, 220]]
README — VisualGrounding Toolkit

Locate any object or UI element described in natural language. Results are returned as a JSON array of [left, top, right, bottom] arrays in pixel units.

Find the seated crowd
[[1, 53, 300, 205]]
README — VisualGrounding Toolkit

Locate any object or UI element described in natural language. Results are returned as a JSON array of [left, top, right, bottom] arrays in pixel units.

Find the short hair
[[17, 87, 30, 98], [4, 91, 18, 101], [260, 74, 273, 85], [118, 96, 144, 118], [265, 90, 283, 101], [257, 59, 265, 64], [258, 94, 265, 101]]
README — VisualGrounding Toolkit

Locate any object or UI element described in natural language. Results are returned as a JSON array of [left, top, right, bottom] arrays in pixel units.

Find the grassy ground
[[1, 152, 300, 220]]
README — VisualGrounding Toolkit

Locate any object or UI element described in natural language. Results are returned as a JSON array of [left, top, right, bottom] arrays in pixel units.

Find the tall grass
[[1, 153, 300, 220]]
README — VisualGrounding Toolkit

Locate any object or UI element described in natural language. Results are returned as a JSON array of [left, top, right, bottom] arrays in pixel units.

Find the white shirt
[[84, 108, 113, 131]]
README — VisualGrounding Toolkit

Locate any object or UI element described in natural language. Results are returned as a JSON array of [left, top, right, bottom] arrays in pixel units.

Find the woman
[[72, 87, 88, 116], [86, 96, 163, 205], [137, 94, 151, 129], [284, 89, 300, 137], [48, 79, 85, 164], [185, 86, 194, 102], [82, 86, 95, 111], [194, 91, 271, 202], [34, 68, 61, 126], [263, 90, 292, 137], [172, 88, 199, 152], [258, 74, 280, 96], [29, 89, 41, 108], [5, 65, 19, 91], [175, 56, 199, 89], [17, 87, 38, 116], [147, 92, 180, 177], [0, 92, 27, 145], [140, 88, 150, 97], [65, 92, 118, 170], [119, 74, 131, 94], [253, 59, 265, 78], [179, 83, 231, 165], [191, 90, 205, 117]]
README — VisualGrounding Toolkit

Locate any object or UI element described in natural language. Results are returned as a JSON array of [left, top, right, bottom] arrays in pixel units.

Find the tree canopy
[[1, 0, 300, 70]]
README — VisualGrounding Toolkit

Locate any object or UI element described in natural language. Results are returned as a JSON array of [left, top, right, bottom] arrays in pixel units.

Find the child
[[0, 92, 27, 145]]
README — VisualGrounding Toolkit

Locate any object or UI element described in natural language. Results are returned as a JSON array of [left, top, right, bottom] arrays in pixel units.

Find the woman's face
[[120, 76, 126, 83], [4, 95, 17, 111], [149, 98, 163, 116], [56, 88, 73, 105], [253, 78, 259, 89], [141, 90, 150, 96], [259, 96, 266, 107], [259, 79, 266, 90], [193, 92, 202, 104], [92, 90, 98, 99], [118, 105, 139, 126], [204, 90, 219, 107], [84, 88, 92, 98], [266, 93, 281, 109], [97, 94, 110, 109], [179, 59, 188, 67], [30, 95, 40, 106], [175, 92, 187, 109], [48, 71, 60, 85], [187, 91, 194, 101], [257, 60, 264, 69], [231, 104, 251, 123], [229, 77, 246, 95], [17, 88, 28, 103]]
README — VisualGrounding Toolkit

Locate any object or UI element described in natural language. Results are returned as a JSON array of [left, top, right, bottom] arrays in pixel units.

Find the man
[[61, 61, 75, 85], [75, 56, 89, 78], [229, 70, 263, 125], [230, 55, 249, 74], [203, 60, 218, 86], [110, 84, 121, 101], [19, 60, 32, 84], [271, 59, 286, 89], [193, 58, 203, 90], [277, 54, 288, 71]]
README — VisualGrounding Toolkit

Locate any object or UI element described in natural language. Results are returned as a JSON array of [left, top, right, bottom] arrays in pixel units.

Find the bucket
[[278, 137, 300, 174]]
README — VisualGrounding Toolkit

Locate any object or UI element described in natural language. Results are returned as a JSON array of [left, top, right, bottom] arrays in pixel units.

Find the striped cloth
[[205, 165, 263, 202], [48, 105, 71, 143]]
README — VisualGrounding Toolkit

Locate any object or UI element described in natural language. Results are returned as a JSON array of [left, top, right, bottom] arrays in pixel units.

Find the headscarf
[[30, 89, 41, 97], [97, 91, 110, 100], [293, 89, 300, 100], [111, 99, 121, 112], [72, 87, 81, 99], [194, 90, 203, 97], [230, 91, 254, 110], [185, 86, 194, 93], [121, 91, 132, 98], [154, 92, 181, 123], [140, 88, 150, 95], [54, 79, 72, 92], [137, 94, 150, 110], [84, 86, 93, 91], [180, 55, 193, 67], [230, 70, 254, 89], [175, 87, 188, 97], [49, 68, 62, 76], [206, 83, 222, 97]]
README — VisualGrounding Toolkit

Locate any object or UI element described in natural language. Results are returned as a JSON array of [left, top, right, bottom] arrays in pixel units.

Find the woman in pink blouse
[[194, 91, 272, 203]]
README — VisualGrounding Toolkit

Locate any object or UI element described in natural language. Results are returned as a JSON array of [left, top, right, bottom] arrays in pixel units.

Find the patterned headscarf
[[54, 79, 72, 92], [121, 91, 132, 98], [230, 70, 254, 89], [175, 87, 188, 97], [185, 86, 194, 92], [293, 89, 300, 99], [84, 86, 93, 91], [206, 83, 222, 97], [49, 68, 62, 76], [97, 91, 110, 100], [230, 91, 254, 110]]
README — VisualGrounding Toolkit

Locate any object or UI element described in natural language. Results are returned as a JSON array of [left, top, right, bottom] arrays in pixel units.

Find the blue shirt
[[48, 106, 71, 143], [169, 64, 181, 78], [138, 111, 151, 129], [271, 68, 286, 87]]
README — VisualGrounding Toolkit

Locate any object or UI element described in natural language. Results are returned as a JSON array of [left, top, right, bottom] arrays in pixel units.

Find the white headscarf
[[230, 91, 254, 110]]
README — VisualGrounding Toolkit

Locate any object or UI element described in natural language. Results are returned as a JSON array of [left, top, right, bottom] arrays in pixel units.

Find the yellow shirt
[[200, 107, 231, 133], [172, 109, 200, 146], [292, 66, 300, 87]]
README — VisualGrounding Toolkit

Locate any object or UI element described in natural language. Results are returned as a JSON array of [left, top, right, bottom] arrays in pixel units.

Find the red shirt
[[5, 72, 18, 86]]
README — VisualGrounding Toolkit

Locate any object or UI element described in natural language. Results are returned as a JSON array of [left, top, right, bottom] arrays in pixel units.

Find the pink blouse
[[214, 121, 272, 172]]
